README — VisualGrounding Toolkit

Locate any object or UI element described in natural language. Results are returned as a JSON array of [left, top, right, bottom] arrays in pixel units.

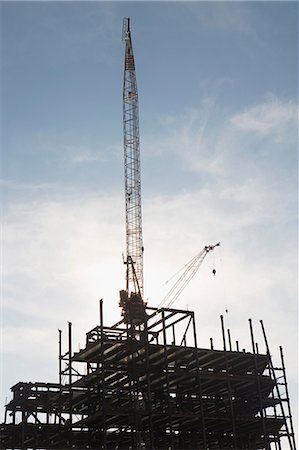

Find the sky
[[1, 0, 298, 441]]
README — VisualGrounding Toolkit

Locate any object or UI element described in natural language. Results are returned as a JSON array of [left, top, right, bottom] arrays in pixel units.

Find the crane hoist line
[[158, 242, 221, 309], [119, 18, 146, 327]]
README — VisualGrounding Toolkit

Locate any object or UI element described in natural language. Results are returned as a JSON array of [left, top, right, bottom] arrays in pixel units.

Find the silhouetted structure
[[1, 17, 296, 450], [1, 303, 296, 449]]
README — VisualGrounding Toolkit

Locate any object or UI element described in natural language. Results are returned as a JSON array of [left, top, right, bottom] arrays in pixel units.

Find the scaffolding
[[1, 302, 296, 449]]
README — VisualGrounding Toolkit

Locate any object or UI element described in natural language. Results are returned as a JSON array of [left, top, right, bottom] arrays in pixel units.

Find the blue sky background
[[1, 1, 298, 439]]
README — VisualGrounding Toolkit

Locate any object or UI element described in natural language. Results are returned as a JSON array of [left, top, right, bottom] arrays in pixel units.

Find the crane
[[118, 20, 219, 323], [158, 242, 220, 309], [119, 18, 146, 326]]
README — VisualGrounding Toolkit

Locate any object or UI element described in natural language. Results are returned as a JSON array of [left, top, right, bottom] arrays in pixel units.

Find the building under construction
[[1, 18, 297, 450], [1, 304, 297, 450]]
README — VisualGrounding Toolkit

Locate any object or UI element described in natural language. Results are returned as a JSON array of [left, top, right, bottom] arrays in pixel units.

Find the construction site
[[0, 18, 297, 450]]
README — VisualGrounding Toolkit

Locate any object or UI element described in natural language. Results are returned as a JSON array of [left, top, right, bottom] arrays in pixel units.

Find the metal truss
[[1, 303, 297, 449]]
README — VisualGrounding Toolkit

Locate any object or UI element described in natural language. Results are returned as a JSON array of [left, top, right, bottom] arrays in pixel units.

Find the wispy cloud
[[150, 95, 297, 179], [152, 98, 216, 167], [64, 146, 104, 164], [230, 95, 298, 138]]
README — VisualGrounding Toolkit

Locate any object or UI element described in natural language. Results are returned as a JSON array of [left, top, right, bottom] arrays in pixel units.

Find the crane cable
[[158, 242, 220, 309]]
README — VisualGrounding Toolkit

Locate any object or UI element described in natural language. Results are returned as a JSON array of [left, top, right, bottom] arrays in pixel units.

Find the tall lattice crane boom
[[119, 18, 146, 326]]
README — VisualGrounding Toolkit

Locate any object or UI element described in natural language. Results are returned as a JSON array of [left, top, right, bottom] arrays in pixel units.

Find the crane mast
[[119, 18, 146, 326]]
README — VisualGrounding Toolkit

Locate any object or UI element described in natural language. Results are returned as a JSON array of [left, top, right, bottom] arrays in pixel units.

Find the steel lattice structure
[[0, 304, 297, 450], [122, 18, 144, 299]]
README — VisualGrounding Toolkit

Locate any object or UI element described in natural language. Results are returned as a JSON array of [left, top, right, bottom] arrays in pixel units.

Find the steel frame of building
[[0, 302, 297, 450]]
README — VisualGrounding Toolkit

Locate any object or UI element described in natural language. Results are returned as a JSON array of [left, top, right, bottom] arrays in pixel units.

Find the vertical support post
[[172, 324, 175, 346], [99, 299, 103, 329], [98, 299, 103, 342], [99, 298, 104, 337], [260, 320, 294, 450], [248, 319, 255, 354], [248, 319, 270, 450], [68, 321, 72, 444], [99, 298, 107, 449], [58, 329, 62, 385], [279, 346, 297, 450], [220, 315, 238, 448], [220, 315, 226, 351], [4, 405, 7, 424], [21, 410, 26, 449], [192, 312, 207, 449], [58, 329, 63, 434], [161, 310, 174, 449], [144, 319, 155, 449], [236, 340, 239, 352], [227, 328, 232, 351], [46, 385, 50, 447]]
